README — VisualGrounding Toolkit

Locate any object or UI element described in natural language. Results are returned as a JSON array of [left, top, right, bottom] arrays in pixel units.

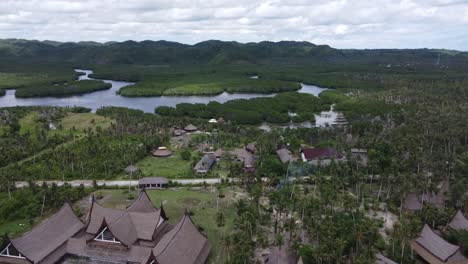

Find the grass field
[[19, 111, 41, 135], [60, 113, 113, 133], [136, 150, 194, 178], [93, 187, 243, 264]]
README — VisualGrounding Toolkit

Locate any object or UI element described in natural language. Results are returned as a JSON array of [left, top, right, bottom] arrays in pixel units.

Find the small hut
[[208, 119, 218, 124], [184, 124, 198, 132], [173, 129, 186, 137], [217, 117, 225, 124], [448, 211, 468, 231], [152, 147, 173, 157]]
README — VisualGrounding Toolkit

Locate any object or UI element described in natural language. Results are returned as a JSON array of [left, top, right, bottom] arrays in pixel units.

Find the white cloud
[[0, 0, 466, 50]]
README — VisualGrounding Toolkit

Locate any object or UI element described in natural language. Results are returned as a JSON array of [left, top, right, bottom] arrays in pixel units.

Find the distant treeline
[[156, 92, 329, 124], [15, 80, 111, 97]]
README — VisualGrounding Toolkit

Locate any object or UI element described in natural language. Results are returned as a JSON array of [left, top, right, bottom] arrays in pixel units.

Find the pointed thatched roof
[[403, 193, 423, 211], [10, 203, 84, 263], [184, 124, 197, 132], [127, 190, 160, 214], [449, 211, 468, 231], [413, 225, 463, 263], [151, 210, 211, 264], [152, 147, 173, 157]]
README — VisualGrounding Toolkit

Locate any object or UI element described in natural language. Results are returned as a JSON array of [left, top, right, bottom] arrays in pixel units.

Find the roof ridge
[[13, 203, 77, 238], [154, 210, 189, 257]]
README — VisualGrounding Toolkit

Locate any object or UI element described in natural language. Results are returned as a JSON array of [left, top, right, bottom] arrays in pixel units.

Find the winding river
[[0, 69, 329, 113]]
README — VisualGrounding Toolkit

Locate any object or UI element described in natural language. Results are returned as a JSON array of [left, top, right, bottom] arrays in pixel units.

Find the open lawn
[[136, 151, 194, 178], [60, 112, 113, 134], [91, 187, 244, 264], [19, 111, 41, 135]]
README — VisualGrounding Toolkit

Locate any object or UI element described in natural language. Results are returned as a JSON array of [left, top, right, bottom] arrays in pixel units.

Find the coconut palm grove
[[1, 2, 468, 264]]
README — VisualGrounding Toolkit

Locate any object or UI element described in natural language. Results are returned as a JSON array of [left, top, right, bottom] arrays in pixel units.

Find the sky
[[0, 0, 468, 50]]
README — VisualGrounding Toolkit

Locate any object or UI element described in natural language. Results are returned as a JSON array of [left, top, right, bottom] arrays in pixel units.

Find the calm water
[[0, 69, 329, 113]]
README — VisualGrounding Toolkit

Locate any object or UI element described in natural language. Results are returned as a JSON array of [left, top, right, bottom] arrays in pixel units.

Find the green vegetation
[[137, 150, 194, 178], [156, 92, 326, 124], [59, 112, 114, 133], [15, 80, 111, 97], [119, 77, 300, 97], [0, 183, 90, 238]]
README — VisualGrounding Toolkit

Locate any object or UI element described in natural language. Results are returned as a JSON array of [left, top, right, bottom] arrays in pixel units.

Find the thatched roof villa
[[411, 225, 467, 264], [184, 124, 197, 132], [152, 147, 173, 157], [448, 211, 468, 231], [0, 191, 210, 264]]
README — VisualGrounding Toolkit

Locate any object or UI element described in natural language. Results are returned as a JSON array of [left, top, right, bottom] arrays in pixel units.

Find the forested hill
[[1, 38, 468, 67]]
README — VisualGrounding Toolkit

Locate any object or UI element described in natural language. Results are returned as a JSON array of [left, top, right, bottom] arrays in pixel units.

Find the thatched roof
[[277, 148, 295, 164], [194, 154, 216, 172], [9, 203, 84, 263], [152, 147, 173, 157], [403, 193, 423, 211], [125, 165, 138, 174], [449, 211, 468, 231], [246, 143, 256, 153], [2, 190, 210, 264], [232, 148, 255, 168], [184, 124, 197, 132], [214, 149, 224, 158], [415, 225, 462, 262], [151, 210, 211, 264]]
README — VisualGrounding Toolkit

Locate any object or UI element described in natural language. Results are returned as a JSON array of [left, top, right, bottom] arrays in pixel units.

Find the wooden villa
[[0, 191, 210, 264], [194, 154, 216, 174], [448, 211, 468, 231], [411, 225, 468, 264]]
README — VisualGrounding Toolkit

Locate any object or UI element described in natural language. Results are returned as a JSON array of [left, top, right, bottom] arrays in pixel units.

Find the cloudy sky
[[0, 0, 468, 50]]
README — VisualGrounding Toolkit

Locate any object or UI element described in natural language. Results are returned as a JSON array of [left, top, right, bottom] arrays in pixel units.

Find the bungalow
[[448, 211, 468, 231], [184, 124, 198, 132], [411, 225, 467, 264], [276, 148, 295, 164], [152, 147, 173, 157], [301, 147, 341, 166], [138, 177, 168, 189], [232, 148, 256, 172], [403, 181, 449, 211], [194, 154, 216, 174]]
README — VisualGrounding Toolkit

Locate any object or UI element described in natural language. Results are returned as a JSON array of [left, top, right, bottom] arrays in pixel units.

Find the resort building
[[194, 154, 216, 174], [411, 225, 467, 264], [138, 177, 169, 189], [301, 147, 341, 166], [0, 191, 210, 264]]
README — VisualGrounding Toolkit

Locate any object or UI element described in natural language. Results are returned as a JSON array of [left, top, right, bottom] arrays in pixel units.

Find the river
[[0, 69, 329, 113]]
